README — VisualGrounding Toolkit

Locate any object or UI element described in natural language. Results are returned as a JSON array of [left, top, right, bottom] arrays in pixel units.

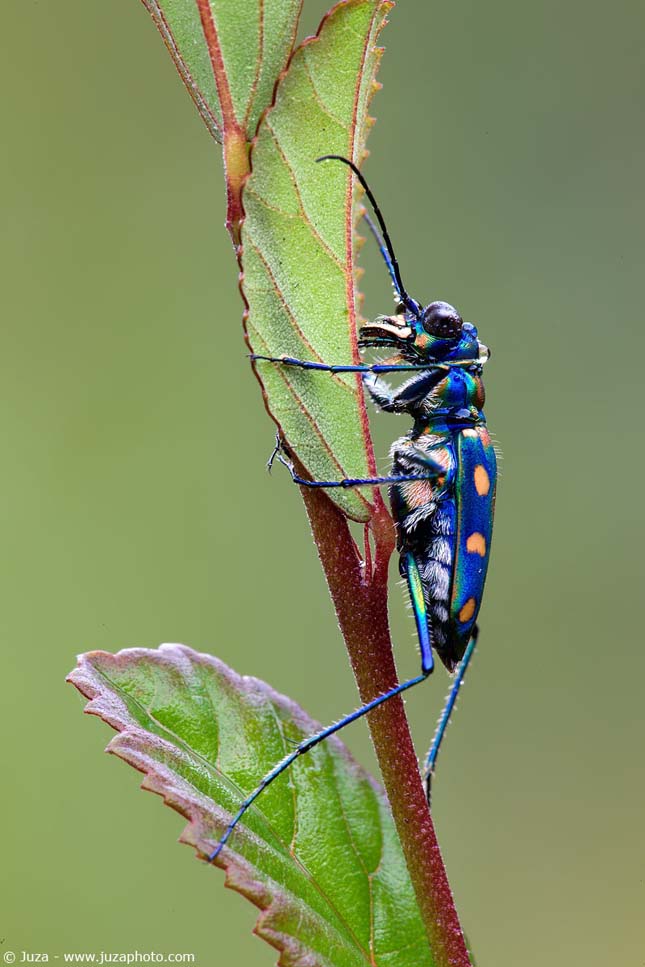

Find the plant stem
[[302, 486, 473, 967], [223, 128, 250, 244]]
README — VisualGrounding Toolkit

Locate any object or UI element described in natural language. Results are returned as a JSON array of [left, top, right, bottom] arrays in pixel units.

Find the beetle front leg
[[251, 354, 436, 374], [363, 370, 445, 414]]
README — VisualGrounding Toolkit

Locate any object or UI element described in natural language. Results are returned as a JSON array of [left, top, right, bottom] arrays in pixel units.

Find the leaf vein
[[302, 52, 347, 128], [264, 120, 346, 272], [245, 235, 352, 392]]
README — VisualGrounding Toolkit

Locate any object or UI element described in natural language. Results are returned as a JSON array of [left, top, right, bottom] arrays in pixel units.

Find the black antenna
[[316, 155, 418, 317]]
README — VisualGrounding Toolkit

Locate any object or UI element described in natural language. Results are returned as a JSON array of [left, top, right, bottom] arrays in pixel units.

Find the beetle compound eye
[[422, 301, 463, 338]]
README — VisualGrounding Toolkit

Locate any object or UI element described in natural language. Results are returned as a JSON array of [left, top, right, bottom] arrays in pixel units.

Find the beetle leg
[[425, 626, 480, 804]]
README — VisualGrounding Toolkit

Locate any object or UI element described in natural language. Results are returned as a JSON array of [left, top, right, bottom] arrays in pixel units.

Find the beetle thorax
[[433, 368, 485, 412]]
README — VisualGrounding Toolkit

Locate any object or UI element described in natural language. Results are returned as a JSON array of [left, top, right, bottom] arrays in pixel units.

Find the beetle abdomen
[[449, 426, 497, 659]]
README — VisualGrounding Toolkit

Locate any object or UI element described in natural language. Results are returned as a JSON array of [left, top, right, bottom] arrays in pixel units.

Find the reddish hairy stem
[[301, 486, 473, 967], [222, 129, 250, 244]]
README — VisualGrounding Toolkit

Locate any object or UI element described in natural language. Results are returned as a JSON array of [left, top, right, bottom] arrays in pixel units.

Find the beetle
[[208, 156, 497, 862]]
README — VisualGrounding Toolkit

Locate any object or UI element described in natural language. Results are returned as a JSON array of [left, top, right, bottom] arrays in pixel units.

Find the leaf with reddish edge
[[139, 0, 303, 143], [139, 0, 302, 236], [68, 644, 435, 967], [242, 0, 391, 523]]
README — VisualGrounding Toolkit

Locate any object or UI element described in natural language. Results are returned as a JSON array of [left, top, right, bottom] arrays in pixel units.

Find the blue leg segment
[[280, 460, 435, 489], [424, 625, 479, 804], [266, 433, 444, 489], [251, 354, 437, 374], [208, 554, 436, 862], [403, 552, 434, 674], [268, 429, 448, 490], [274, 451, 441, 489], [208, 669, 430, 862]]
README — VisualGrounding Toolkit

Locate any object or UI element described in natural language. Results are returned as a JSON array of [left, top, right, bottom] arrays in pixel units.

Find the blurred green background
[[2, 0, 644, 964]]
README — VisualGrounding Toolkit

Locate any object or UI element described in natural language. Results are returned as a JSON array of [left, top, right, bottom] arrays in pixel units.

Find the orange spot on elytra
[[474, 464, 490, 496], [459, 598, 477, 623], [466, 532, 487, 556]]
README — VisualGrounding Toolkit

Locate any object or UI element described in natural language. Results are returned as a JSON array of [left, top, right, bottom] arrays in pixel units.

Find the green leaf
[[140, 0, 303, 141], [68, 644, 433, 967], [243, 0, 391, 523]]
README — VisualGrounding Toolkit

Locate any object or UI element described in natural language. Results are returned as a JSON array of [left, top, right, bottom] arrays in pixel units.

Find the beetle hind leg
[[424, 625, 480, 805]]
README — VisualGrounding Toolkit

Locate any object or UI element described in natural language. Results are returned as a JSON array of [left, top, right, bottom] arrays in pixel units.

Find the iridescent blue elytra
[[208, 156, 497, 862]]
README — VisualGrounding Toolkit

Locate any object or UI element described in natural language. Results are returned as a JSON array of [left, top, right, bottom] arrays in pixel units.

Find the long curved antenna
[[316, 155, 419, 317]]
